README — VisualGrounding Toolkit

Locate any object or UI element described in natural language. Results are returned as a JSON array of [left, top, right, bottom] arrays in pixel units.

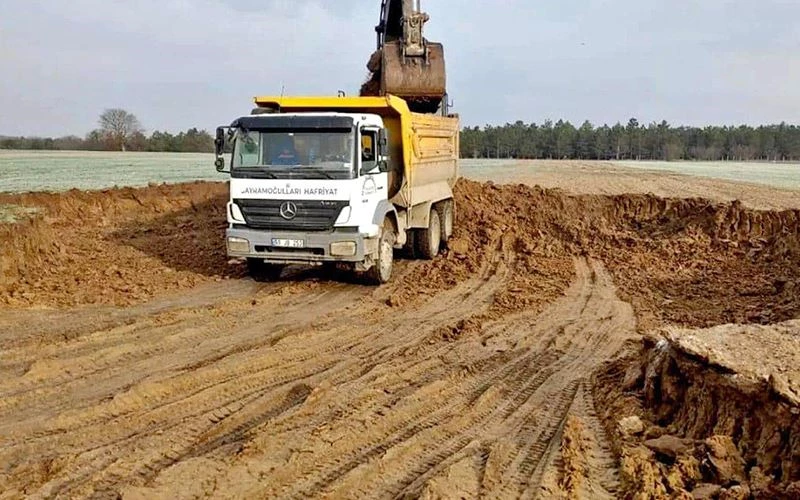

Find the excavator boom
[[360, 0, 447, 114]]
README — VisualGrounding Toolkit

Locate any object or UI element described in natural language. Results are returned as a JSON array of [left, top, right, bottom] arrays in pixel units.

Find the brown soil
[[360, 72, 382, 97], [0, 182, 236, 307], [594, 328, 800, 499], [1, 178, 800, 498]]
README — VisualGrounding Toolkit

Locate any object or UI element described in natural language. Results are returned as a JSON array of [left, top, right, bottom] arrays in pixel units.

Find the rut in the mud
[[2, 179, 800, 498]]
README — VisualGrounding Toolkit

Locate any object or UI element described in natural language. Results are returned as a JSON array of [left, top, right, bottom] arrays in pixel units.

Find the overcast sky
[[1, 0, 798, 136]]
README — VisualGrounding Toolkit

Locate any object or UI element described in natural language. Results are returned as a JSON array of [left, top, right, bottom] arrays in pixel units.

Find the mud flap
[[357, 237, 381, 272]]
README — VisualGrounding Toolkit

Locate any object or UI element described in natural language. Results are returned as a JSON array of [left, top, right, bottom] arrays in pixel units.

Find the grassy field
[[2, 150, 800, 193]]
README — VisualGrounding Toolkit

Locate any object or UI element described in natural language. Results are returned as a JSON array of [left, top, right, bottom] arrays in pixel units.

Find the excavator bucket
[[360, 0, 448, 113], [380, 41, 446, 112]]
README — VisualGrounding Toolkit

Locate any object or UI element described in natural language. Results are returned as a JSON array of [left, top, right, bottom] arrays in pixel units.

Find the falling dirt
[[2, 177, 800, 498]]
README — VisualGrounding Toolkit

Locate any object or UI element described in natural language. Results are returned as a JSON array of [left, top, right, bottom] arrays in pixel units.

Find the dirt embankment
[[4, 179, 800, 322], [450, 180, 800, 330], [594, 329, 800, 499], [0, 183, 235, 307]]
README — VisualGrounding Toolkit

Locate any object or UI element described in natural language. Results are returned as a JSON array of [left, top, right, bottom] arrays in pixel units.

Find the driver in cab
[[275, 147, 298, 165], [273, 135, 300, 165]]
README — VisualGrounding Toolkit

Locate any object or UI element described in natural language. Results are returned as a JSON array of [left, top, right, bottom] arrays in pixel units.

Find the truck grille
[[234, 199, 349, 231]]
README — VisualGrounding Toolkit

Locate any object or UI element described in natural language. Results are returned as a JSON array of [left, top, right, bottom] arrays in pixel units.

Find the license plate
[[272, 238, 305, 248]]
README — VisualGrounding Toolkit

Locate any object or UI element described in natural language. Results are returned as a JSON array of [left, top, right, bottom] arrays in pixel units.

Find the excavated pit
[[2, 179, 800, 498], [594, 327, 800, 499]]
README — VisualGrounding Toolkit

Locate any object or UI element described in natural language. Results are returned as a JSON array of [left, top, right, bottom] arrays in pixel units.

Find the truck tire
[[247, 258, 284, 282], [436, 200, 454, 244], [366, 219, 395, 285], [415, 209, 441, 260]]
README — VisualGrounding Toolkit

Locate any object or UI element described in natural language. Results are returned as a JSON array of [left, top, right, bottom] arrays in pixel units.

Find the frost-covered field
[[615, 160, 800, 190], [2, 150, 800, 193], [0, 150, 219, 193]]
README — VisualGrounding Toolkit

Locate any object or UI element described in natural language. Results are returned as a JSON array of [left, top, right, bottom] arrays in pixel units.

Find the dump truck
[[214, 95, 459, 284]]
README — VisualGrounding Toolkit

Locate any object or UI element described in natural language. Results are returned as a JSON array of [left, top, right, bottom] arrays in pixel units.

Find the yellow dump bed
[[253, 95, 459, 208]]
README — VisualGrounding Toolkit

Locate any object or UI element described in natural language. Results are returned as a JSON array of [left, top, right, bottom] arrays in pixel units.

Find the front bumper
[[226, 226, 377, 264]]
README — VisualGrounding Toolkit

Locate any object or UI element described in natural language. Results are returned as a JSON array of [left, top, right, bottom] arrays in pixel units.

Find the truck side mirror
[[215, 157, 226, 172], [377, 129, 389, 172], [214, 127, 225, 156]]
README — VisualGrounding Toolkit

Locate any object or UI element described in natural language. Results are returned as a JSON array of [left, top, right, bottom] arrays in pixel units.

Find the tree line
[[460, 119, 800, 161], [0, 129, 215, 153], [0, 109, 214, 153], [5, 108, 800, 161]]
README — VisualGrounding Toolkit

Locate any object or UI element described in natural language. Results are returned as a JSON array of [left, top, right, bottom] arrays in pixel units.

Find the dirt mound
[[0, 182, 235, 307], [359, 73, 381, 97], [402, 180, 800, 332], [3, 178, 800, 324], [454, 180, 800, 330]]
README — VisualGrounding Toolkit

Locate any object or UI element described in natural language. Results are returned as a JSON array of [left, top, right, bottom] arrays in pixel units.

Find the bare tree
[[98, 109, 143, 152]]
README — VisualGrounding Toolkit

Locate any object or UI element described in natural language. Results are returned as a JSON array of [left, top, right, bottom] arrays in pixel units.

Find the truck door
[[358, 128, 389, 224]]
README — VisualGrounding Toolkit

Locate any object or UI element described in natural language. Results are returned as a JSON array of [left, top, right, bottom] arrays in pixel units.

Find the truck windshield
[[231, 129, 354, 179]]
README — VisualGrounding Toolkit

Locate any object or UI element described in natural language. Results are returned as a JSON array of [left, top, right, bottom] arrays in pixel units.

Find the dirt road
[[2, 169, 800, 498], [0, 255, 632, 498]]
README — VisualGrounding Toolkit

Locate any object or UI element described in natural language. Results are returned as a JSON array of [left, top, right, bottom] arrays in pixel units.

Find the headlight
[[227, 237, 250, 253], [335, 206, 352, 225], [330, 241, 357, 256]]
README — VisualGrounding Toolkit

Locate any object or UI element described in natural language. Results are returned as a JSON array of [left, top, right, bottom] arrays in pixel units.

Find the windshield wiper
[[235, 169, 277, 179], [292, 167, 335, 180]]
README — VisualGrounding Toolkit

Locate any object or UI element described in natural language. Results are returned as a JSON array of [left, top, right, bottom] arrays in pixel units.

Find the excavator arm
[[375, 0, 428, 57], [361, 0, 447, 114]]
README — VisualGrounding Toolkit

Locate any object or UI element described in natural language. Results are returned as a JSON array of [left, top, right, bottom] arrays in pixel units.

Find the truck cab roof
[[234, 110, 385, 131]]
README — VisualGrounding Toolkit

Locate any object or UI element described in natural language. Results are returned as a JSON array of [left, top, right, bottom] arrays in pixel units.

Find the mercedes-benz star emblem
[[280, 201, 298, 220]]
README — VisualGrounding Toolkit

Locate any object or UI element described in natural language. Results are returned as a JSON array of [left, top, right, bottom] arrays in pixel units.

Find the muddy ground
[[1, 174, 799, 499]]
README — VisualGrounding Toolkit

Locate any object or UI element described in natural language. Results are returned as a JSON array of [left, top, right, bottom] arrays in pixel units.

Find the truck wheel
[[416, 209, 441, 260], [247, 258, 283, 282], [366, 219, 395, 285], [436, 200, 454, 244]]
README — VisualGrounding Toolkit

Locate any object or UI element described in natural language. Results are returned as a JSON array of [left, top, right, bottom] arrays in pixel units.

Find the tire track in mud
[[0, 239, 514, 497], [180, 258, 635, 500], [563, 384, 621, 499], [0, 279, 263, 352], [0, 244, 636, 499], [0, 281, 375, 496], [285, 349, 565, 499], [535, 382, 620, 500], [0, 282, 363, 424], [409, 260, 628, 499], [218, 244, 518, 498]]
